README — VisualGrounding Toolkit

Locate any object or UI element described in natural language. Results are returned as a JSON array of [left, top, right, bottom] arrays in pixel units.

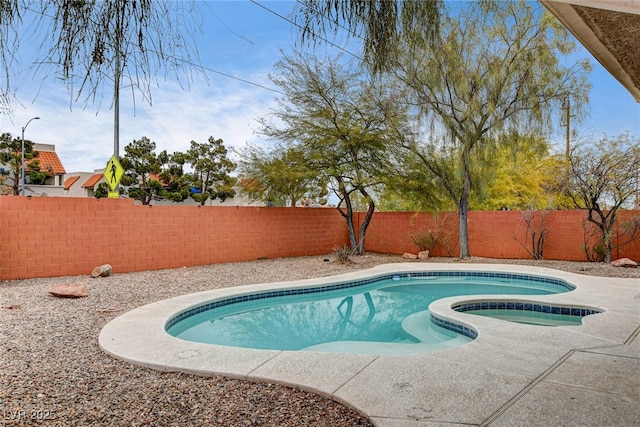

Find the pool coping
[[98, 263, 640, 426]]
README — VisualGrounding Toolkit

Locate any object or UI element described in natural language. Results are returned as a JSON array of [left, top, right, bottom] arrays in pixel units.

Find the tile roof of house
[[64, 176, 80, 190], [28, 151, 66, 175], [149, 173, 171, 185], [82, 173, 104, 188]]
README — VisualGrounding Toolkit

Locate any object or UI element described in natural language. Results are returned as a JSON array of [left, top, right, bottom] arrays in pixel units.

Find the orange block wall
[[363, 210, 640, 261], [0, 197, 638, 280], [0, 197, 349, 280]]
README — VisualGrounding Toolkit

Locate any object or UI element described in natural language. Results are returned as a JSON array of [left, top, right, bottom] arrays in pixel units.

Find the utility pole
[[114, 0, 121, 160], [563, 99, 572, 165], [636, 166, 640, 210]]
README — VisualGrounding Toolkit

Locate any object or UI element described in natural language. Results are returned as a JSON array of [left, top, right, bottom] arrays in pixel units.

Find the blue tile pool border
[[452, 301, 601, 317], [165, 271, 574, 332]]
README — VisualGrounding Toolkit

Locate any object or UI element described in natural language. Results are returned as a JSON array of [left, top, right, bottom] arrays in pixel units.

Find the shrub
[[513, 208, 549, 260], [333, 244, 354, 264], [411, 229, 439, 252]]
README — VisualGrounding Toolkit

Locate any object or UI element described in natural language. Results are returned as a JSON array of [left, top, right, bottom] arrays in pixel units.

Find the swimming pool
[[165, 271, 594, 355], [99, 263, 626, 425]]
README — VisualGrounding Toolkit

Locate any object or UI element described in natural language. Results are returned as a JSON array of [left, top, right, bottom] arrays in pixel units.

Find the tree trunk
[[335, 185, 358, 253], [458, 197, 470, 258], [602, 212, 615, 264], [345, 211, 358, 252], [458, 154, 472, 258], [11, 170, 19, 195], [588, 208, 615, 263], [354, 199, 376, 255]]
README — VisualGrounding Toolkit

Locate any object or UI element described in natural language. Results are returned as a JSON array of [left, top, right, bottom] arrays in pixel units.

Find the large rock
[[91, 264, 112, 278], [48, 283, 88, 298], [402, 252, 418, 260], [418, 250, 430, 260], [611, 258, 638, 268]]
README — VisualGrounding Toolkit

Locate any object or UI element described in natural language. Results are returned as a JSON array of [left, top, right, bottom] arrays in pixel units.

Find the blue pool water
[[166, 272, 576, 355]]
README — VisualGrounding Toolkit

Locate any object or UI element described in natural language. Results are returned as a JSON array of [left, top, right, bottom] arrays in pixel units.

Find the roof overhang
[[541, 0, 640, 103]]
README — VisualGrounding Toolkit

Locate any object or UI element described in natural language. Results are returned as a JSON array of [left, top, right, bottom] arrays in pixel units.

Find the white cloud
[[2, 71, 279, 173]]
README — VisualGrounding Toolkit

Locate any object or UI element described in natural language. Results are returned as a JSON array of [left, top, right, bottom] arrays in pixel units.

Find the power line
[[21, 4, 285, 96], [20, 1, 367, 97], [157, 53, 285, 95], [249, 0, 364, 62]]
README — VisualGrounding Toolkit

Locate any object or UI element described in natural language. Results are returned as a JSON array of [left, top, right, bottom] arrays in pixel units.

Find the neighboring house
[[63, 171, 105, 198], [30, 144, 66, 186], [60, 169, 261, 205], [80, 172, 105, 198], [0, 143, 67, 196]]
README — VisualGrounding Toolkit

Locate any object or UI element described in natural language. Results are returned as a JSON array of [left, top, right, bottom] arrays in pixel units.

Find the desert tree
[[556, 133, 640, 263], [390, 0, 591, 258], [237, 143, 326, 207], [470, 132, 556, 211], [259, 52, 407, 254], [377, 144, 453, 212]]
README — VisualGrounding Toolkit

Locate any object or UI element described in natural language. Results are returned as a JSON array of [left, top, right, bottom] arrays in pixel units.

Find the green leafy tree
[[391, 1, 591, 258], [0, 132, 39, 195], [94, 182, 109, 199], [238, 143, 326, 207], [469, 133, 556, 210], [378, 147, 455, 212], [26, 158, 50, 185], [260, 52, 407, 254], [186, 137, 237, 206], [157, 150, 191, 203], [554, 133, 640, 263], [120, 137, 163, 205]]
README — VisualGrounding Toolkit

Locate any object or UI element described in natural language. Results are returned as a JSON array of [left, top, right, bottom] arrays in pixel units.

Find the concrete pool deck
[[99, 263, 640, 426]]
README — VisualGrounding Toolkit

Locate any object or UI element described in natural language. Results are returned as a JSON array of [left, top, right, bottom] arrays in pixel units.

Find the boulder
[[611, 258, 638, 268], [402, 252, 418, 259], [91, 264, 112, 278], [418, 250, 430, 260], [48, 283, 88, 298]]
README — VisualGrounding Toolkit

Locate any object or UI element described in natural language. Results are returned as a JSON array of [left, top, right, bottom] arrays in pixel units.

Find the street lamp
[[21, 116, 40, 196]]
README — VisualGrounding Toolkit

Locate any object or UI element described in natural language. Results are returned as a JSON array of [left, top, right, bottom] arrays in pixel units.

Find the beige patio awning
[[541, 0, 640, 102]]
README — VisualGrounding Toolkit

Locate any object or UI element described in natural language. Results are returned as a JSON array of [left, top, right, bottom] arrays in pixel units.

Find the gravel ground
[[1, 253, 638, 426]]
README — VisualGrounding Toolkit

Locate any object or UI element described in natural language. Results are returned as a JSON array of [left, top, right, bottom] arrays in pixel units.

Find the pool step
[[402, 310, 461, 343]]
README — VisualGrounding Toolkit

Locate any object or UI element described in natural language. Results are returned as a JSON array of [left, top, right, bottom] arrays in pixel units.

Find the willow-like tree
[[391, 1, 591, 258], [0, 0, 20, 114], [295, 0, 442, 73], [259, 52, 408, 255], [1, 0, 200, 112]]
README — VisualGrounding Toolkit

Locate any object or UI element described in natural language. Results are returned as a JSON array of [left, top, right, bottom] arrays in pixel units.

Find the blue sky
[[1, 1, 638, 174]]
